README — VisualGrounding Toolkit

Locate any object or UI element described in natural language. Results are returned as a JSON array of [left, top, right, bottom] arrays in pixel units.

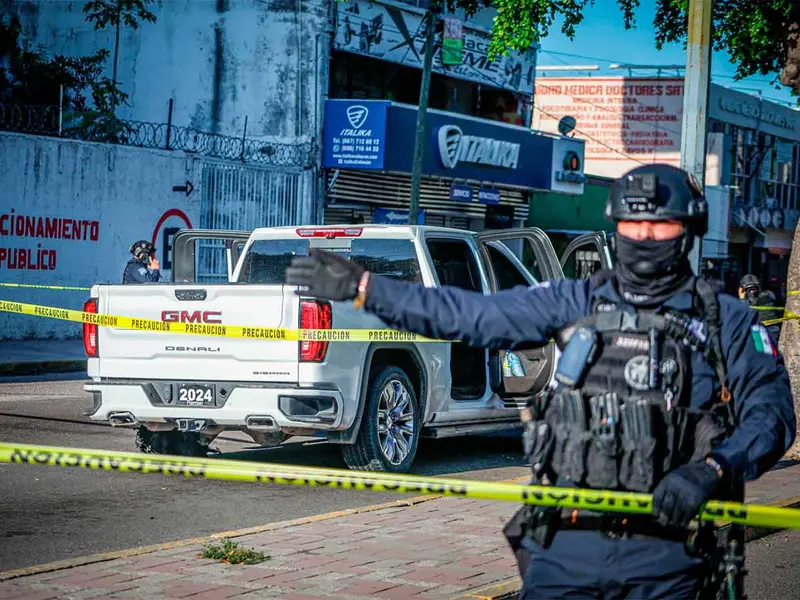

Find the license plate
[[175, 418, 209, 432], [175, 384, 216, 407]]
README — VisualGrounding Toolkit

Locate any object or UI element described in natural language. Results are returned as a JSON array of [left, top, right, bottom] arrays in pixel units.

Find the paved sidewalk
[[1, 463, 799, 600], [0, 339, 85, 376]]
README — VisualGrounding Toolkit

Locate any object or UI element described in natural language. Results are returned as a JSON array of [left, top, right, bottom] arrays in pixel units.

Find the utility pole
[[408, 9, 438, 225], [679, 0, 713, 274]]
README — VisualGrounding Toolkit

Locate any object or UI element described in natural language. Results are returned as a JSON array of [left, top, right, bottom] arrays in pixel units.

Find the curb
[[0, 359, 86, 377], [452, 495, 800, 600]]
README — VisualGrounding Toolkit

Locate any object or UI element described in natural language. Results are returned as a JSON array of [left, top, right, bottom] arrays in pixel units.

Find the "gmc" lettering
[[161, 310, 222, 324]]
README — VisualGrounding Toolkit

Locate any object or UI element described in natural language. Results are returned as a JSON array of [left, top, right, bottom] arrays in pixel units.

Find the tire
[[135, 427, 208, 458], [341, 365, 420, 473]]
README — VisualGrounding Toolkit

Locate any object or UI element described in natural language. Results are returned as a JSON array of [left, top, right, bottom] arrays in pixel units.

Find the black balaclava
[[614, 231, 694, 306]]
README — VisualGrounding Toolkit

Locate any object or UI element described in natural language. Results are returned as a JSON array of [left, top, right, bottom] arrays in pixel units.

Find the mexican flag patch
[[751, 324, 778, 357]]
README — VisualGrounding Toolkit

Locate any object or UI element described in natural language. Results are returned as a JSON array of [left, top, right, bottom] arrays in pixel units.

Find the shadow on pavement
[[212, 430, 526, 477]]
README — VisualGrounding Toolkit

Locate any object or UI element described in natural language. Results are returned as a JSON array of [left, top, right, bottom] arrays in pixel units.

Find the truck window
[[563, 248, 603, 280], [350, 239, 422, 283], [485, 243, 532, 290], [427, 239, 483, 292], [239, 238, 421, 284]]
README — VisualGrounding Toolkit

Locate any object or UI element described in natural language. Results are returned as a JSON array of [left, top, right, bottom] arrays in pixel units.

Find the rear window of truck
[[239, 238, 422, 284]]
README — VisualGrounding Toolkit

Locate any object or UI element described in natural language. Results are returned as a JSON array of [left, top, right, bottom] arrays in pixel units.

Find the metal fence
[[195, 161, 315, 283], [0, 103, 314, 169]]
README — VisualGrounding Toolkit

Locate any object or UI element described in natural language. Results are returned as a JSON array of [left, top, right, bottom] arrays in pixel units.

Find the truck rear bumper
[[84, 381, 347, 432]]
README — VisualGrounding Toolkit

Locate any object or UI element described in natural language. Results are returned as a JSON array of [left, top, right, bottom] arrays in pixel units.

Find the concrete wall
[[8, 0, 331, 143], [0, 132, 204, 340]]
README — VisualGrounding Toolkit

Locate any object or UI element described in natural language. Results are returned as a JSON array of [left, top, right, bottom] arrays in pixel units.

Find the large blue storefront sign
[[321, 99, 585, 194], [322, 100, 389, 169]]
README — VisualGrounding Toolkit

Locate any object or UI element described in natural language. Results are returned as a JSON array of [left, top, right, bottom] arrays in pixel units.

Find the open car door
[[171, 229, 251, 283], [476, 227, 563, 406], [559, 231, 614, 280]]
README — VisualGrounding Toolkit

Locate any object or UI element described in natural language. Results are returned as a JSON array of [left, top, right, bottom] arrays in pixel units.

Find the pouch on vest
[[586, 393, 621, 489]]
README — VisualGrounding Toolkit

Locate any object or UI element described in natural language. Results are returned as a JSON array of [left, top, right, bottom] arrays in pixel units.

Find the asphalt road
[[745, 530, 800, 600], [0, 374, 529, 571]]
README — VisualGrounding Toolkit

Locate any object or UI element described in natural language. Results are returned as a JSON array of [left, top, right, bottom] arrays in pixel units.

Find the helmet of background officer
[[129, 240, 156, 263], [739, 274, 761, 303], [605, 164, 708, 302]]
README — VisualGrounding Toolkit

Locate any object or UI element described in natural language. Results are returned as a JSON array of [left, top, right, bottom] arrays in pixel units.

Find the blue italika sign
[[322, 100, 390, 169], [321, 99, 587, 195]]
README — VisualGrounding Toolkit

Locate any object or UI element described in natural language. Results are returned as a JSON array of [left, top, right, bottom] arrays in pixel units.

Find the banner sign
[[533, 77, 684, 179], [334, 0, 536, 94]]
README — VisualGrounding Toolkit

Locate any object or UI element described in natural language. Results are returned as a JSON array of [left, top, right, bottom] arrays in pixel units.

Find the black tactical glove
[[652, 460, 722, 528], [285, 248, 365, 302]]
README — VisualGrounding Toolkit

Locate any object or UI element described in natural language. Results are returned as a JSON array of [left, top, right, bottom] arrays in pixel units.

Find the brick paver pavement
[[1, 462, 798, 599]]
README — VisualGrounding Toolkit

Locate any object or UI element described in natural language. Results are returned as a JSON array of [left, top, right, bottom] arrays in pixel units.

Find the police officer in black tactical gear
[[285, 163, 795, 599], [123, 239, 174, 455], [739, 274, 782, 342], [122, 240, 161, 284]]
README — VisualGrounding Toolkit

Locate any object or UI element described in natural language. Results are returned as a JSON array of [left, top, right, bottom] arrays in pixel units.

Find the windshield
[[238, 238, 422, 284]]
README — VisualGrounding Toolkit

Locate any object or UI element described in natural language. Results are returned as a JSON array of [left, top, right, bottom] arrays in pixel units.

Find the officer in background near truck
[[286, 164, 795, 599], [122, 240, 162, 284], [739, 274, 782, 342], [121, 239, 207, 456]]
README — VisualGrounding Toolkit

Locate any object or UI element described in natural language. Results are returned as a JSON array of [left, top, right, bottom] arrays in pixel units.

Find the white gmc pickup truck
[[83, 225, 611, 472]]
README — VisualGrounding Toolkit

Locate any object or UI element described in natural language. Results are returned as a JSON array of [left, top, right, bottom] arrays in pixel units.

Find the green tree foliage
[[0, 15, 122, 110], [1, 2, 157, 142], [83, 1, 156, 110], [446, 0, 800, 91], [83, 0, 157, 31], [0, 13, 130, 141]]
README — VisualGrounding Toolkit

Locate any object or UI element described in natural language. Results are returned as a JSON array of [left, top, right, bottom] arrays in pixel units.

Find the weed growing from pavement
[[201, 539, 270, 565]]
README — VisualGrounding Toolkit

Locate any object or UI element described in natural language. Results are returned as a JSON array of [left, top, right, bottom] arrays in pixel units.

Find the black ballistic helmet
[[129, 240, 156, 260], [606, 164, 709, 237], [740, 274, 760, 292]]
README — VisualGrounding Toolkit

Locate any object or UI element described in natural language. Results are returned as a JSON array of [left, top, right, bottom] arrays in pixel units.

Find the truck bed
[[91, 283, 300, 383]]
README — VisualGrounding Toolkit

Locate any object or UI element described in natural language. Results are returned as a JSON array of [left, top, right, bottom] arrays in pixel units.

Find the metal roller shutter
[[325, 169, 530, 222]]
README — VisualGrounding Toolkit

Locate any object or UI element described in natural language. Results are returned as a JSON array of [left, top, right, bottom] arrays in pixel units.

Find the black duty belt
[[558, 510, 697, 544]]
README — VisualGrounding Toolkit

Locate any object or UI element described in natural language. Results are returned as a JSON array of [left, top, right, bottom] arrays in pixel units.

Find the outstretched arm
[[364, 275, 591, 350], [286, 248, 591, 350]]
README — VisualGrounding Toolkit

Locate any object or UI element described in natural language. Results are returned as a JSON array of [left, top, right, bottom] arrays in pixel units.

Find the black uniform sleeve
[[124, 263, 161, 283], [364, 275, 591, 350], [710, 297, 796, 481]]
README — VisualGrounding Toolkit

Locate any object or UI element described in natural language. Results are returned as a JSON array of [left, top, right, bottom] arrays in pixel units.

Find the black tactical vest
[[524, 273, 733, 494]]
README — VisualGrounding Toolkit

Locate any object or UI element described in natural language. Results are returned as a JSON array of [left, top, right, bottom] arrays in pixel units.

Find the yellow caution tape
[[762, 310, 800, 327], [3, 442, 800, 531], [0, 282, 90, 292], [0, 299, 440, 343]]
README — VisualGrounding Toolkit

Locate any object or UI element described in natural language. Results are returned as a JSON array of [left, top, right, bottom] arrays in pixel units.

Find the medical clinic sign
[[533, 77, 684, 178], [0, 210, 99, 271]]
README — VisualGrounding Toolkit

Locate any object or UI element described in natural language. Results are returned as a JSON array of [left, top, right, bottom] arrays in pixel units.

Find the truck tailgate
[[95, 284, 299, 383]]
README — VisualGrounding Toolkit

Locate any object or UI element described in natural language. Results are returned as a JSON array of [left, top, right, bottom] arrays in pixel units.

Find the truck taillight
[[82, 298, 98, 358], [300, 300, 331, 362]]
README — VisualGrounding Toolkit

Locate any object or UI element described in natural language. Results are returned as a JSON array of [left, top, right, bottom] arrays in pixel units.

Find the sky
[[533, 0, 796, 108]]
